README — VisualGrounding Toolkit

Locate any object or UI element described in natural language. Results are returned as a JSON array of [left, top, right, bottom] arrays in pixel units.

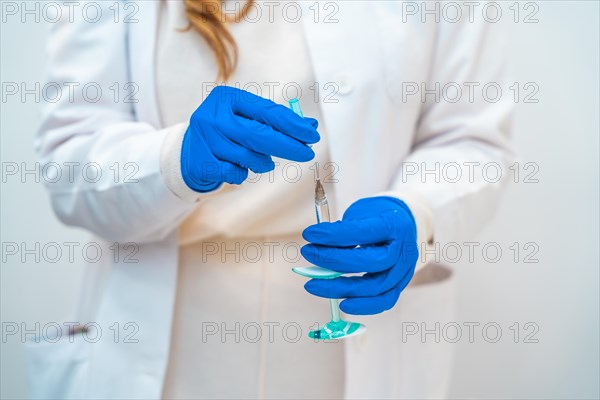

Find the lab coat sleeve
[[387, 14, 516, 245], [35, 2, 198, 243], [160, 122, 206, 203]]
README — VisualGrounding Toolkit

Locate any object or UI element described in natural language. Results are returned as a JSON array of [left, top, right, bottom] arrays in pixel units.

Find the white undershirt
[[156, 2, 343, 399]]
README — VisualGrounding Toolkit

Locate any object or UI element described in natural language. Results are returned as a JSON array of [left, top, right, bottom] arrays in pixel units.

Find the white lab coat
[[29, 1, 513, 399]]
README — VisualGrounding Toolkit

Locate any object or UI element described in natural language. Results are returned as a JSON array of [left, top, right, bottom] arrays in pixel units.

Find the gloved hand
[[301, 196, 419, 315], [181, 86, 320, 192]]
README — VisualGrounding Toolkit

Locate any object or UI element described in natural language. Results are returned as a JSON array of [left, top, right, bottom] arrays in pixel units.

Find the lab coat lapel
[[97, 2, 179, 399], [300, 3, 383, 217], [300, 2, 351, 218], [129, 0, 162, 128]]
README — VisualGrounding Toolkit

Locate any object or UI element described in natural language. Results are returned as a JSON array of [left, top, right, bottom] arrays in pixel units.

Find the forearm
[[39, 121, 198, 243]]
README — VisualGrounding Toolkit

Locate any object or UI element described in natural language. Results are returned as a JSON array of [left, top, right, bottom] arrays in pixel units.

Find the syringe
[[313, 167, 341, 324], [289, 98, 365, 339]]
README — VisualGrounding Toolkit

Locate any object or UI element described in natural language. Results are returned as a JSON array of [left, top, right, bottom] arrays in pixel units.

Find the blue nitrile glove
[[181, 86, 320, 192], [301, 196, 419, 315]]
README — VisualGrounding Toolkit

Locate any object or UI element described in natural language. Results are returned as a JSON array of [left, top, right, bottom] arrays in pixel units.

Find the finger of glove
[[219, 114, 315, 162], [186, 158, 247, 187], [205, 134, 275, 173], [213, 160, 248, 185], [339, 284, 403, 315], [305, 117, 319, 129], [300, 241, 400, 273], [229, 92, 320, 144], [302, 216, 396, 247], [304, 257, 414, 299]]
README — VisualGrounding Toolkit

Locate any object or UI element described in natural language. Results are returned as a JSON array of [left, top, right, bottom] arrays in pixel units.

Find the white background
[[1, 1, 598, 399]]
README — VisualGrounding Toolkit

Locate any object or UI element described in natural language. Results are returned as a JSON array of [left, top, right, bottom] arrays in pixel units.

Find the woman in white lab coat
[[30, 1, 513, 399]]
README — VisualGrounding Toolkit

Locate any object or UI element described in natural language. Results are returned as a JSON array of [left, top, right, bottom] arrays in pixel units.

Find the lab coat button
[[334, 73, 354, 95]]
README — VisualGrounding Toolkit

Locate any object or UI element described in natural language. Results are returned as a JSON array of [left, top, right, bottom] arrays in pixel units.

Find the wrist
[[160, 123, 222, 202], [376, 191, 434, 271]]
